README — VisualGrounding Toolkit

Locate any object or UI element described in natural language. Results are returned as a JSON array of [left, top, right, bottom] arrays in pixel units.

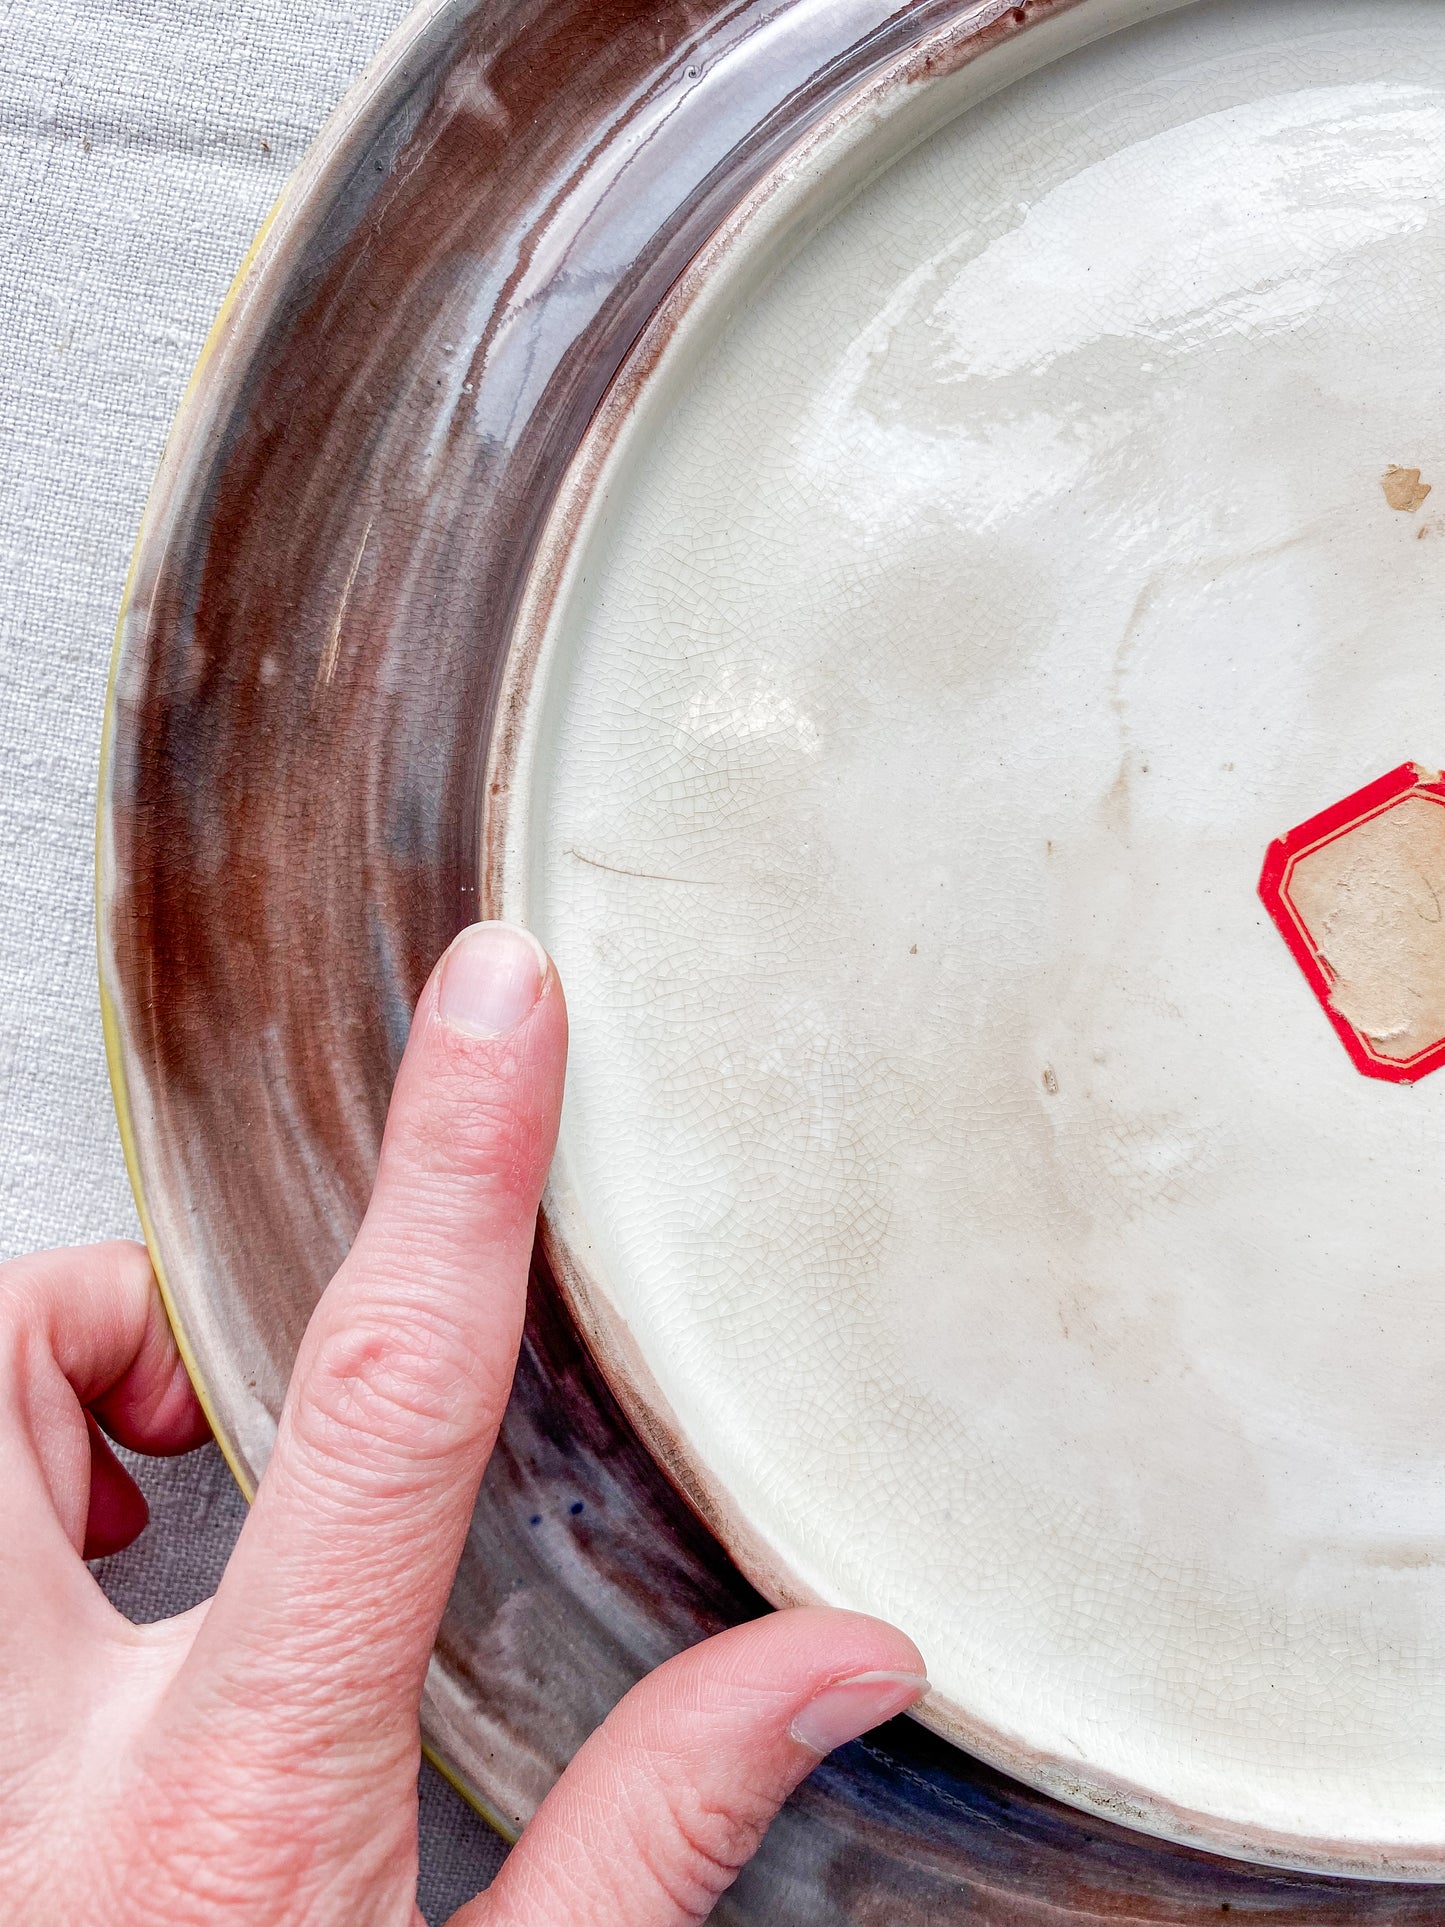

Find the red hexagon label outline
[[1259, 762, 1445, 1085]]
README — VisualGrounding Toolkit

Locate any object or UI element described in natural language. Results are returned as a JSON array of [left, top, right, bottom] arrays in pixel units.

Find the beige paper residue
[[1290, 794, 1445, 1061], [1383, 465, 1433, 513]]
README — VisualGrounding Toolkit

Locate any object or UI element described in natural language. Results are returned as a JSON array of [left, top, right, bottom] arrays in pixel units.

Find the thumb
[[457, 1607, 926, 1927]]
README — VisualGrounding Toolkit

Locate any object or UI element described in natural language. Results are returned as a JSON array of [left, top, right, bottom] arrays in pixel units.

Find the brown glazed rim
[[484, 0, 1445, 1883], [93, 0, 515, 1829], [97, 14, 423, 1489]]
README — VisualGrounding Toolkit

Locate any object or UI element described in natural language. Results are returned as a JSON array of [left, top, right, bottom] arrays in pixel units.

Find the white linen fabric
[[0, 0, 507, 1910]]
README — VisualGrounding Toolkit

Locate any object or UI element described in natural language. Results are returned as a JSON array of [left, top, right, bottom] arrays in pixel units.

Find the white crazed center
[[513, 0, 1445, 1865]]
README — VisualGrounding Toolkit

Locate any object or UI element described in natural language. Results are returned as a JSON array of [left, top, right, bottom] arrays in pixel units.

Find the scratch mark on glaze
[[317, 517, 372, 691], [566, 847, 721, 886]]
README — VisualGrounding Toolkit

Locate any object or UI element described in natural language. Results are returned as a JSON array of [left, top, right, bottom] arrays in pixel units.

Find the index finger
[[175, 923, 566, 1761]]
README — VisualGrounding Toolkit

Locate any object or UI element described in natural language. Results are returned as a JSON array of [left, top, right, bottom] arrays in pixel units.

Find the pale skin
[[0, 923, 926, 1926]]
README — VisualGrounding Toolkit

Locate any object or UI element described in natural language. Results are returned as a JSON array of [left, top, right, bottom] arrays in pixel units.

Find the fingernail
[[790, 1671, 928, 1756], [438, 922, 548, 1038]]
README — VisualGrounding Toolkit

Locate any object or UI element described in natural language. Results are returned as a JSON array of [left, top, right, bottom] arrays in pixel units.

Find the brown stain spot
[[1042, 1066, 1059, 1095], [1364, 1544, 1441, 1571], [1383, 465, 1432, 513], [902, 0, 1083, 92], [909, 943, 918, 955]]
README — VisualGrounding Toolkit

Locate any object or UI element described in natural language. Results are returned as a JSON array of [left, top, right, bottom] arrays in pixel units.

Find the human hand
[[0, 923, 926, 1926]]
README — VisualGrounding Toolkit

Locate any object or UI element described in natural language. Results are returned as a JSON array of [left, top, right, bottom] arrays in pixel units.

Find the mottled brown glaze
[[99, 0, 1442, 1915]]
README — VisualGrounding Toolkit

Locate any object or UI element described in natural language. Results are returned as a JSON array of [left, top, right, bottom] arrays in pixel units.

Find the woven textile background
[[0, 0, 508, 1912]]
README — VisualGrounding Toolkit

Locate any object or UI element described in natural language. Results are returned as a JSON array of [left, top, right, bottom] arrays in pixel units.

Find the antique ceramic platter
[[100, 0, 1445, 1915]]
